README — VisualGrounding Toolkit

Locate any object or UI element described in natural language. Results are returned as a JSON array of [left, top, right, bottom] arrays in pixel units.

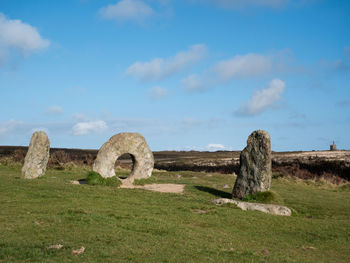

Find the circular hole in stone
[[115, 153, 135, 179]]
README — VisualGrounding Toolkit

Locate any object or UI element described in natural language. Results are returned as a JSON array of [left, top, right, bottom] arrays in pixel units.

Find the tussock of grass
[[337, 183, 350, 191], [133, 176, 157, 186], [272, 173, 284, 179], [86, 171, 121, 187], [242, 191, 280, 204]]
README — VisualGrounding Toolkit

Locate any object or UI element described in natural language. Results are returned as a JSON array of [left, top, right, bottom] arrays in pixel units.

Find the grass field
[[0, 164, 349, 262]]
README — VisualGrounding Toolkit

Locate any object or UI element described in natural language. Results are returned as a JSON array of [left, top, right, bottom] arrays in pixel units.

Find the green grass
[[0, 165, 350, 262], [133, 176, 158, 186], [86, 171, 121, 187]]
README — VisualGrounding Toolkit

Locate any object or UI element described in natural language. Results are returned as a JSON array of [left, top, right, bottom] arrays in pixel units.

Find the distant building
[[330, 141, 337, 151]]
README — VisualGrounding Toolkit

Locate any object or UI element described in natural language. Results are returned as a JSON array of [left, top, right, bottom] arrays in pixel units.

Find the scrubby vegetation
[[241, 191, 280, 204], [1, 146, 349, 182], [1, 164, 350, 262], [86, 171, 121, 187]]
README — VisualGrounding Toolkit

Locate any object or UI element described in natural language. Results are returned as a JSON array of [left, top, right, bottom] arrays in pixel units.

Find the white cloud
[[72, 120, 108, 135], [182, 50, 292, 94], [126, 44, 207, 81], [206, 143, 226, 151], [99, 0, 154, 23], [31, 127, 49, 134], [150, 86, 168, 99], [212, 53, 272, 81], [236, 78, 286, 116], [45, 106, 64, 115], [0, 13, 50, 64]]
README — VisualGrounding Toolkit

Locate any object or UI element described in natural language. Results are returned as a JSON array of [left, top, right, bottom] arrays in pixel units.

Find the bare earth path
[[120, 183, 185, 194], [70, 180, 185, 194]]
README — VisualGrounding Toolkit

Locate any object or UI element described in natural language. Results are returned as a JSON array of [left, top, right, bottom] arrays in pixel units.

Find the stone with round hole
[[93, 132, 154, 185]]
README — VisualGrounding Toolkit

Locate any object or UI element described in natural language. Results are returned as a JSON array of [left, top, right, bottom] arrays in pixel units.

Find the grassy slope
[[0, 165, 349, 263]]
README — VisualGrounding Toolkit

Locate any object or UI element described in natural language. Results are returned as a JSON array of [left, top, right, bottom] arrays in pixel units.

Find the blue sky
[[0, 0, 349, 151]]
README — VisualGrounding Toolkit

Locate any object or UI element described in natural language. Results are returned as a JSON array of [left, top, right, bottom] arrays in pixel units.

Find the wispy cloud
[[181, 74, 206, 92], [0, 119, 23, 138], [206, 143, 226, 151], [212, 53, 272, 81], [126, 44, 207, 81], [320, 59, 349, 72], [72, 113, 87, 121], [182, 117, 203, 126], [150, 86, 168, 99], [181, 50, 291, 93], [345, 45, 350, 60], [319, 46, 350, 72], [0, 13, 50, 65], [72, 120, 108, 135], [189, 0, 289, 9], [45, 106, 64, 115], [236, 78, 286, 116], [336, 100, 350, 107], [31, 127, 49, 134], [99, 0, 155, 23]]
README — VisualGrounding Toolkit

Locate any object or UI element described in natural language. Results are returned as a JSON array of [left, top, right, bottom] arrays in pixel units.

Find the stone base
[[212, 198, 291, 216]]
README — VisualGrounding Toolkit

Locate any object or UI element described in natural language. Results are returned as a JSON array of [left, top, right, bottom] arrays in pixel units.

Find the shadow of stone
[[78, 179, 87, 184], [194, 186, 232, 199], [118, 176, 128, 180]]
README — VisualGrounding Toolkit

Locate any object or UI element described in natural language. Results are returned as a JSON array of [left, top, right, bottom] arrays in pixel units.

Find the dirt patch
[[70, 180, 184, 194], [120, 183, 185, 194]]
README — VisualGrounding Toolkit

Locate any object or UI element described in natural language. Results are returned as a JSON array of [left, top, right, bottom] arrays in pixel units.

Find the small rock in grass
[[302, 246, 316, 250], [176, 174, 182, 178], [193, 209, 209, 214], [261, 249, 269, 255], [48, 244, 63, 250], [72, 246, 85, 255], [212, 198, 291, 216], [206, 174, 213, 177], [223, 184, 230, 189]]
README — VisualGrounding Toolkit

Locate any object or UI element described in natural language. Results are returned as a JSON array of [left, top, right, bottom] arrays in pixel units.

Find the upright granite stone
[[22, 131, 50, 179], [233, 130, 272, 199], [93, 132, 154, 185]]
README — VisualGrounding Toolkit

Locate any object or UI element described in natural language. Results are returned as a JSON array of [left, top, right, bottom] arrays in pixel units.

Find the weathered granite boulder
[[93, 132, 154, 185], [212, 198, 291, 216], [22, 131, 50, 179], [233, 130, 272, 199]]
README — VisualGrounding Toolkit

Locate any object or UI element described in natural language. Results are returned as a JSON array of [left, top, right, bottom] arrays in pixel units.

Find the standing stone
[[232, 130, 272, 199], [22, 131, 50, 179], [93, 132, 154, 185]]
